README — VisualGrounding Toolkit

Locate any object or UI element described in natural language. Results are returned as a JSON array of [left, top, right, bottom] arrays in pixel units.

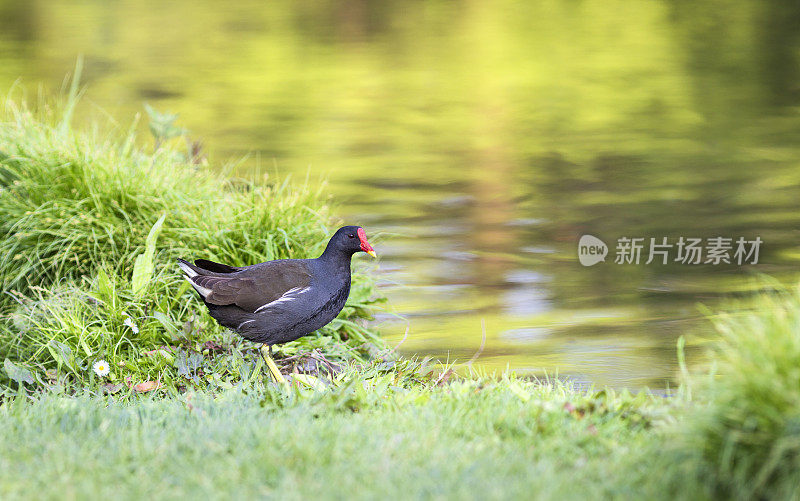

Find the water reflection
[[2, 0, 800, 387]]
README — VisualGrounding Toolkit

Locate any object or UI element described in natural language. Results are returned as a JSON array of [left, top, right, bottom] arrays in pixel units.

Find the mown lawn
[[0, 379, 681, 500]]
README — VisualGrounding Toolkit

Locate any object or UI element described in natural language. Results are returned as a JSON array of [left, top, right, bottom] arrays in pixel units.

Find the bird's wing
[[183, 260, 312, 313]]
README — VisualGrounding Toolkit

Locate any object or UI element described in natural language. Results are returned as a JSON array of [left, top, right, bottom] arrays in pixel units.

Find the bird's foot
[[260, 344, 288, 385]]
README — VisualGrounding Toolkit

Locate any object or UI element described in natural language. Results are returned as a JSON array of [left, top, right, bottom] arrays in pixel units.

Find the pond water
[[2, 0, 800, 387]]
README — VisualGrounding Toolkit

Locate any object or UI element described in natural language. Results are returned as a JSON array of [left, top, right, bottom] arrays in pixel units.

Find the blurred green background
[[2, 0, 799, 387]]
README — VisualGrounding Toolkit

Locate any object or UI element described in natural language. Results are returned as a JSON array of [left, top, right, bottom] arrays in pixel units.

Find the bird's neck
[[318, 247, 353, 274]]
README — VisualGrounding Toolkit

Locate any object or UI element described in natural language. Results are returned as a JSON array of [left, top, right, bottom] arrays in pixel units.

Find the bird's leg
[[260, 344, 287, 384]]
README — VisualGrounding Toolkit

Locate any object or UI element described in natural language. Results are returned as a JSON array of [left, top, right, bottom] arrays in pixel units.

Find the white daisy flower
[[123, 314, 139, 334], [93, 359, 110, 377]]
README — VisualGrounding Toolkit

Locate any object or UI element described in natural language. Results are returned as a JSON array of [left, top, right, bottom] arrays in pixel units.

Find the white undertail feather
[[186, 279, 212, 298], [254, 287, 309, 313], [179, 262, 211, 298], [178, 261, 198, 278]]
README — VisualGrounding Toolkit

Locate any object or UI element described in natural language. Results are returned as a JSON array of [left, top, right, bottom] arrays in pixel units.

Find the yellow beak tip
[[366, 250, 377, 258]]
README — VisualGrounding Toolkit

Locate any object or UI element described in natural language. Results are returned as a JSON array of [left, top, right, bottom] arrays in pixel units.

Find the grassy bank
[[1, 90, 799, 500], [0, 88, 383, 393], [5, 287, 800, 500]]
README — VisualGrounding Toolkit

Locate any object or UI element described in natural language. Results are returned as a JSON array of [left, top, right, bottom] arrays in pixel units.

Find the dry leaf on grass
[[133, 381, 162, 392]]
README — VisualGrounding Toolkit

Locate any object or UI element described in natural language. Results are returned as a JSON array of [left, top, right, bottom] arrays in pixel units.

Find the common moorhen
[[178, 226, 376, 382]]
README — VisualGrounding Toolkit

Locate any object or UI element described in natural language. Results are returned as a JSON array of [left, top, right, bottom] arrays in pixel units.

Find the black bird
[[178, 226, 376, 382]]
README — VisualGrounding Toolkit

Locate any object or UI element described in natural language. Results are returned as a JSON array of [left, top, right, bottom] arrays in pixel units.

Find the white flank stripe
[[254, 287, 309, 313], [237, 319, 255, 330]]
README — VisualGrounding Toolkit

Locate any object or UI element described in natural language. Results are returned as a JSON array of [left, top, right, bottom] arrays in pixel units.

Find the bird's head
[[328, 226, 376, 258]]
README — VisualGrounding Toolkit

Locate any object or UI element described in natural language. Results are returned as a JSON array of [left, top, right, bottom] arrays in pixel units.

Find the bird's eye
[[348, 233, 356, 239]]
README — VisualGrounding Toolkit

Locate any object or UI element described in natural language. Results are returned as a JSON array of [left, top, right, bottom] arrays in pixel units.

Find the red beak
[[357, 227, 377, 258]]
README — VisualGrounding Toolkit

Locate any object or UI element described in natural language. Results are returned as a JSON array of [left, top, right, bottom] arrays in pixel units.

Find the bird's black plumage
[[178, 226, 375, 346]]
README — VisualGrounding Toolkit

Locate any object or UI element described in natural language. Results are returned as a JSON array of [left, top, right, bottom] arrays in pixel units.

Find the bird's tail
[[177, 258, 203, 278], [177, 258, 212, 300]]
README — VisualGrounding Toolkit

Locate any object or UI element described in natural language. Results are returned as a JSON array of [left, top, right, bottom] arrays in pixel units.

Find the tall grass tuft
[[0, 87, 383, 391], [685, 286, 800, 499], [0, 95, 339, 294]]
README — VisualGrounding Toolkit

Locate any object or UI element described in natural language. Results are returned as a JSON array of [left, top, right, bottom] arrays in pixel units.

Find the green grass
[[0, 375, 679, 500], [0, 87, 383, 393], [675, 286, 800, 499], [2, 286, 799, 500]]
